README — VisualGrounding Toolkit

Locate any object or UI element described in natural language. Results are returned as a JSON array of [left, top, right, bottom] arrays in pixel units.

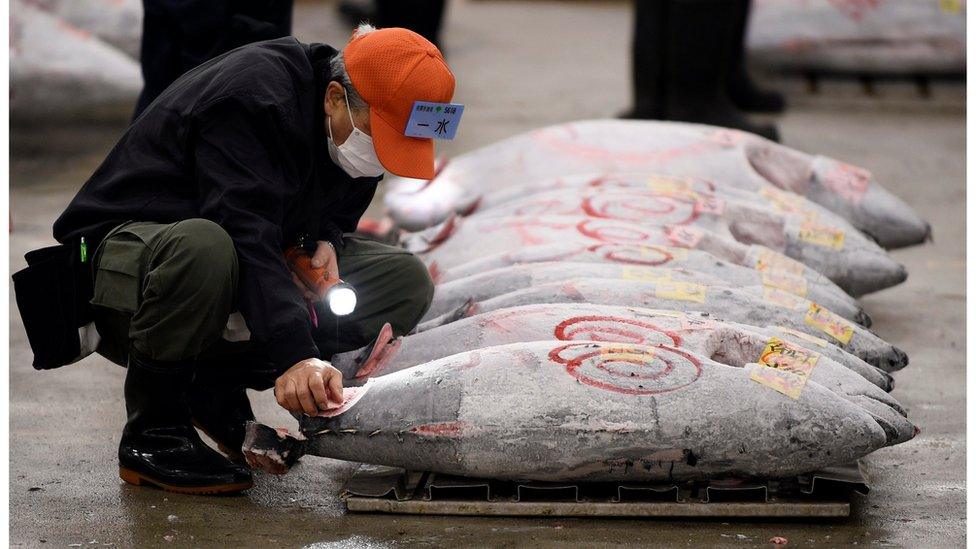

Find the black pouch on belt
[[12, 241, 96, 370]]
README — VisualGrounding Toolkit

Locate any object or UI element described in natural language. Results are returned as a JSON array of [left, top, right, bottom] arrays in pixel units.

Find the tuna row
[[244, 122, 921, 482]]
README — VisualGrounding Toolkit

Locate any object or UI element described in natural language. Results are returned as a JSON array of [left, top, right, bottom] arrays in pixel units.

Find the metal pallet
[[341, 462, 868, 518]]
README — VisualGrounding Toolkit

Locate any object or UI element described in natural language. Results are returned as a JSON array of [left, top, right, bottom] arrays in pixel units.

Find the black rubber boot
[[622, 0, 668, 119], [118, 352, 253, 495], [189, 357, 256, 463], [661, 0, 779, 141], [726, 0, 786, 113]]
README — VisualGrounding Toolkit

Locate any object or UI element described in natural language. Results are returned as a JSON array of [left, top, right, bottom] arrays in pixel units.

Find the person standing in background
[[134, 0, 294, 118], [625, 0, 784, 141], [338, 0, 447, 48]]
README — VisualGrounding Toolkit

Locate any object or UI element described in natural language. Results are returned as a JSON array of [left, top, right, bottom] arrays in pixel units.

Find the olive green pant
[[91, 219, 434, 384]]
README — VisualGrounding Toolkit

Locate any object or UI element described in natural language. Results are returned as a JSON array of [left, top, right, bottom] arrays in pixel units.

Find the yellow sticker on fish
[[774, 326, 829, 348], [760, 187, 818, 220], [804, 303, 854, 345], [750, 337, 820, 399], [798, 222, 846, 250], [646, 175, 692, 194], [762, 271, 808, 297], [656, 281, 707, 303], [764, 287, 804, 309], [940, 0, 963, 14], [754, 249, 805, 276], [621, 266, 672, 283]]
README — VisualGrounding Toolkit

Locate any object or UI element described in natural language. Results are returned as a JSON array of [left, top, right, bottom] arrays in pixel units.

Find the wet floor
[[9, 0, 966, 546]]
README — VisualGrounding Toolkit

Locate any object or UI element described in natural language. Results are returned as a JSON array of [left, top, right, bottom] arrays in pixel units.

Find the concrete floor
[[9, 0, 966, 546]]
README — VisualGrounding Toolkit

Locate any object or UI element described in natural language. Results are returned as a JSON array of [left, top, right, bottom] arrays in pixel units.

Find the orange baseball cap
[[344, 27, 456, 180]]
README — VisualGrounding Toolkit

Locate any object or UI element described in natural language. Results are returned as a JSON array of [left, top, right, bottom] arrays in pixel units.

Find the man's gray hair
[[329, 23, 377, 112]]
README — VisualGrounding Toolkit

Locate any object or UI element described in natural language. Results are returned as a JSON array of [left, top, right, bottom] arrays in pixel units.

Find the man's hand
[[290, 240, 339, 301], [274, 358, 344, 416]]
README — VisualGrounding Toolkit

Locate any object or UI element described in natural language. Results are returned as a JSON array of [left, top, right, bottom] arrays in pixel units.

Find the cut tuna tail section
[[242, 422, 306, 475]]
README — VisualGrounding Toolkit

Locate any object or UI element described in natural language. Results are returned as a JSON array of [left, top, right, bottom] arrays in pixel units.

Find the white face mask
[[327, 88, 385, 178]]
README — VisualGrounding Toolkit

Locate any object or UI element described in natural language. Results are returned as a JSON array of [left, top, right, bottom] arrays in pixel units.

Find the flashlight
[[285, 245, 358, 317], [326, 282, 357, 316]]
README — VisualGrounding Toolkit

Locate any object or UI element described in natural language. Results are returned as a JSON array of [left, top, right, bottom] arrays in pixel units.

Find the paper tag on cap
[[404, 101, 464, 139]]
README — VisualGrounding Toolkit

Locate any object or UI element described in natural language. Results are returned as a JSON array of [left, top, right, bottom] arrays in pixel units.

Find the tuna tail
[[242, 422, 306, 475]]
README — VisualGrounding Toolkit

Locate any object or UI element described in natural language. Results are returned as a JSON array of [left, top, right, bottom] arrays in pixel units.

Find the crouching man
[[49, 25, 456, 494]]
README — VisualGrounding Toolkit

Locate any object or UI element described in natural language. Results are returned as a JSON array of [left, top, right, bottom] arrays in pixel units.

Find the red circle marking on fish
[[587, 244, 674, 266], [581, 194, 699, 226], [576, 219, 654, 244], [548, 343, 701, 395], [554, 316, 680, 346]]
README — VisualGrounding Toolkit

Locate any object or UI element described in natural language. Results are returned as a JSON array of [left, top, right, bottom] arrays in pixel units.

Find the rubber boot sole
[[119, 467, 252, 495]]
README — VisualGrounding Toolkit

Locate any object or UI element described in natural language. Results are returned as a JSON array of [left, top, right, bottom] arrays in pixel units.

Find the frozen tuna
[[436, 242, 851, 307], [30, 0, 143, 58], [10, 0, 142, 122], [406, 215, 904, 297], [748, 0, 966, 75], [385, 120, 930, 249], [464, 185, 901, 296], [335, 304, 893, 392], [246, 340, 913, 482], [418, 277, 907, 371], [426, 261, 866, 324]]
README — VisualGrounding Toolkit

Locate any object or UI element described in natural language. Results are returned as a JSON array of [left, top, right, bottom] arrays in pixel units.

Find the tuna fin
[[401, 214, 459, 254], [354, 216, 400, 244], [458, 195, 483, 216], [333, 323, 400, 383], [428, 261, 442, 284], [242, 422, 306, 475], [352, 323, 400, 381], [413, 299, 477, 333]]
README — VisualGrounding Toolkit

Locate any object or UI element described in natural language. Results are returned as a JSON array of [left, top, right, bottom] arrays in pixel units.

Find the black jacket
[[53, 37, 380, 372]]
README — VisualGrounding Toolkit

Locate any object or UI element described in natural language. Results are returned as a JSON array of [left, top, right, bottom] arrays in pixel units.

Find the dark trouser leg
[[726, 0, 785, 113], [311, 237, 435, 358], [662, 0, 779, 141], [375, 0, 447, 48], [625, 0, 667, 119], [92, 219, 251, 494]]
